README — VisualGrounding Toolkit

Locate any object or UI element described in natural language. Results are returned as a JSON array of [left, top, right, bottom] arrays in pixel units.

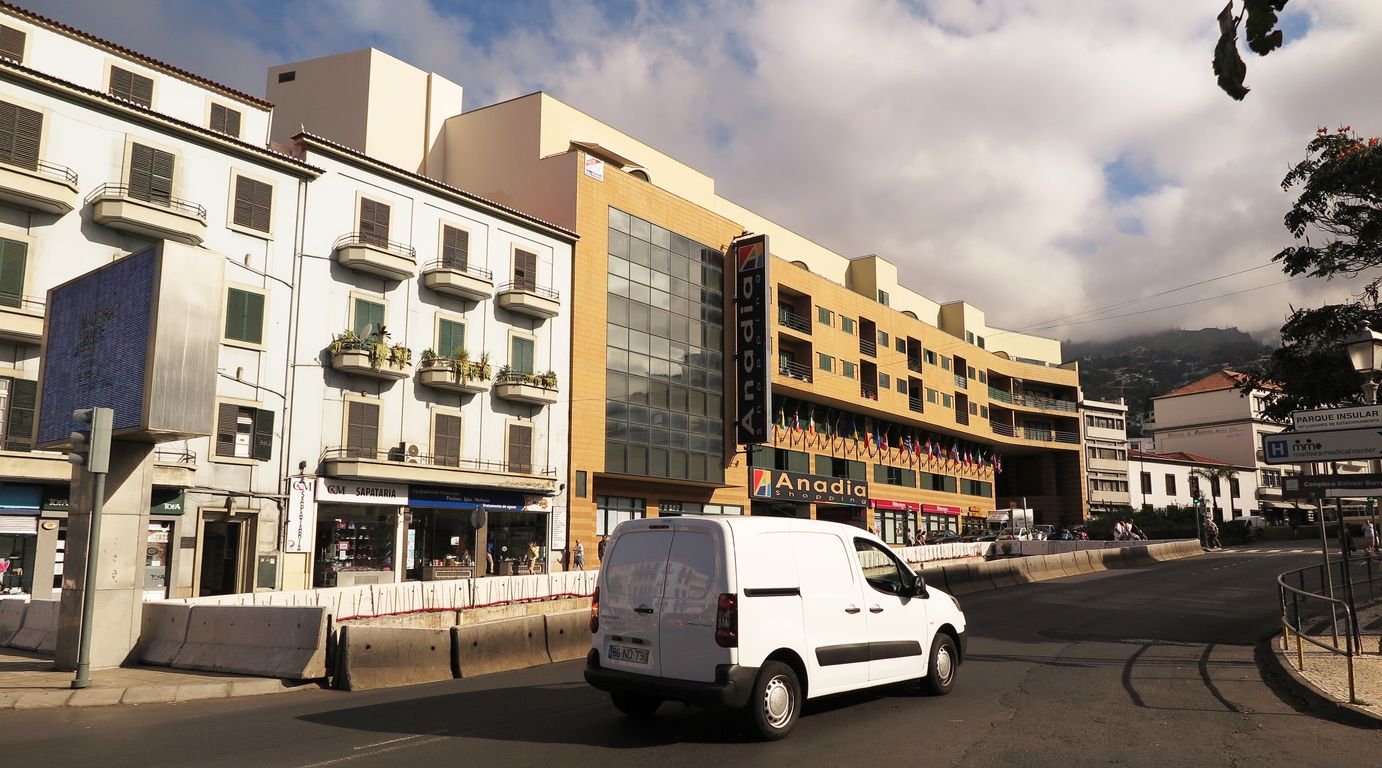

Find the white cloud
[[23, 0, 1382, 343]]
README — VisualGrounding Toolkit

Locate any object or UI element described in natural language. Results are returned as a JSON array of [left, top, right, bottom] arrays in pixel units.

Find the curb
[[1257, 636, 1382, 729], [0, 677, 322, 711]]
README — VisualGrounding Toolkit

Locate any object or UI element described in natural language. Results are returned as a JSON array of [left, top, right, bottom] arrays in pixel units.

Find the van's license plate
[[608, 644, 649, 664]]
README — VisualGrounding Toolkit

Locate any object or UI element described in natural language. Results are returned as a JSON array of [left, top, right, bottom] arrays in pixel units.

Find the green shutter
[[5, 378, 35, 451], [0, 238, 25, 308], [437, 319, 465, 357], [252, 408, 274, 461], [225, 288, 264, 344], [511, 337, 534, 373], [353, 298, 385, 338]]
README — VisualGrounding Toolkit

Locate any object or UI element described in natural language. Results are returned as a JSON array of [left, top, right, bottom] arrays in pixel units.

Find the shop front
[[407, 486, 553, 578], [962, 507, 988, 536], [750, 467, 867, 522], [0, 486, 41, 594], [921, 503, 962, 535], [313, 478, 406, 588], [871, 499, 918, 545], [143, 490, 183, 601]]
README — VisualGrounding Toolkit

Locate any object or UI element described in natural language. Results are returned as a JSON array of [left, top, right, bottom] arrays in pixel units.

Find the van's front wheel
[[921, 634, 958, 695], [610, 691, 662, 718], [746, 661, 800, 740]]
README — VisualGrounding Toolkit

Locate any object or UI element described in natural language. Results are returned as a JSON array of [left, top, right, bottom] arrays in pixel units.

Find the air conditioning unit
[[403, 442, 422, 463]]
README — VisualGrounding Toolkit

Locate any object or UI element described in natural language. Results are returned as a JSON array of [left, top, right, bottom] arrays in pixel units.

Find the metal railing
[[988, 385, 1013, 404], [954, 374, 967, 389], [333, 232, 417, 259], [778, 359, 813, 382], [85, 183, 206, 219], [861, 383, 879, 401], [987, 421, 1079, 444], [860, 338, 877, 357], [0, 156, 79, 185], [498, 281, 560, 300], [777, 307, 811, 334], [907, 357, 922, 373], [153, 449, 196, 465], [0, 294, 44, 313], [986, 385, 1077, 412], [1278, 554, 1382, 705], [320, 446, 557, 476], [909, 395, 923, 413], [422, 259, 493, 280], [495, 371, 558, 390], [955, 411, 970, 426]]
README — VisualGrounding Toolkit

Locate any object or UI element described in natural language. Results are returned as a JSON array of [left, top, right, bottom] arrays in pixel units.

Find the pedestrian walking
[[1206, 520, 1221, 550], [1362, 521, 1376, 554], [573, 539, 586, 571], [598, 534, 610, 561]]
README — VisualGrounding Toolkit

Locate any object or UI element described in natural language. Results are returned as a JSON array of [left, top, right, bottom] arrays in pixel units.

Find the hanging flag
[[793, 406, 801, 432], [995, 453, 1004, 474], [850, 414, 859, 441], [807, 407, 816, 436]]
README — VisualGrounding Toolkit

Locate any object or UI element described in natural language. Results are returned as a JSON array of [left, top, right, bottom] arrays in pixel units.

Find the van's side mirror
[[911, 577, 930, 599]]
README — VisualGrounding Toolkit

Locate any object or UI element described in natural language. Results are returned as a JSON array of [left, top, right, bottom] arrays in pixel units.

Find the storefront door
[[198, 520, 241, 596]]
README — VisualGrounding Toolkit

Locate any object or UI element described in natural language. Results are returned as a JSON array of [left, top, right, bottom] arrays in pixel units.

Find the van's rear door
[[658, 522, 727, 682], [598, 527, 674, 676]]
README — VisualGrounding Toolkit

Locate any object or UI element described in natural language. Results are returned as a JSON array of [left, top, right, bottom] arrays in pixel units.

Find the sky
[[22, 0, 1382, 343]]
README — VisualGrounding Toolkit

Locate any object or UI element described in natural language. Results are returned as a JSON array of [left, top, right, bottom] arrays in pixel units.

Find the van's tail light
[[715, 592, 738, 647], [589, 586, 600, 633]]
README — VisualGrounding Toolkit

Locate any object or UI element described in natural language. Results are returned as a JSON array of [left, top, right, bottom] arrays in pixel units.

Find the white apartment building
[[1128, 450, 1259, 521], [1081, 397, 1130, 516]]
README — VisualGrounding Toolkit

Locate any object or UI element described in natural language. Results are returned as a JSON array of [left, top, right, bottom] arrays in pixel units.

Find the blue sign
[[37, 248, 156, 446], [1264, 437, 1290, 461], [409, 486, 526, 510]]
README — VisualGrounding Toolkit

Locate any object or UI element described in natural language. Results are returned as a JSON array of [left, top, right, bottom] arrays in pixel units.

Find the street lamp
[[1344, 321, 1382, 404]]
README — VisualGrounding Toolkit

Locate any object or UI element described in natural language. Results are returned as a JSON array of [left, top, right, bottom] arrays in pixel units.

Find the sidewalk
[[1269, 597, 1382, 727], [0, 648, 320, 710]]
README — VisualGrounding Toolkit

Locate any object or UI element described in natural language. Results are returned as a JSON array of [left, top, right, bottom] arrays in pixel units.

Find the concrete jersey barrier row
[[924, 540, 1202, 596], [136, 604, 330, 680], [0, 597, 28, 646], [6, 599, 57, 654]]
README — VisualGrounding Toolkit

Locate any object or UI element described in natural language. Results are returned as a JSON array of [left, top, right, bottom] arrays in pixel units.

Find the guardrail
[[423, 259, 493, 280], [777, 308, 811, 334], [1277, 554, 1382, 705], [333, 232, 417, 259], [498, 281, 560, 300], [778, 359, 812, 382], [85, 183, 206, 219]]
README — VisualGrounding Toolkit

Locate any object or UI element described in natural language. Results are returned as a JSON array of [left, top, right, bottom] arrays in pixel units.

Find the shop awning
[[409, 486, 528, 511]]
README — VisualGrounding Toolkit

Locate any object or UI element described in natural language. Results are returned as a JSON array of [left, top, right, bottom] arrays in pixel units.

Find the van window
[[604, 530, 673, 601], [854, 539, 908, 595], [665, 531, 717, 603]]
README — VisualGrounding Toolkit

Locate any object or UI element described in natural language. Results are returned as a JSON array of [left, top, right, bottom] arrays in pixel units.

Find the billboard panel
[[733, 234, 770, 444]]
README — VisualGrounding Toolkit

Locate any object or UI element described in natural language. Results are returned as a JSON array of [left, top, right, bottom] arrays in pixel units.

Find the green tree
[[1190, 465, 1238, 521], [1213, 0, 1290, 101]]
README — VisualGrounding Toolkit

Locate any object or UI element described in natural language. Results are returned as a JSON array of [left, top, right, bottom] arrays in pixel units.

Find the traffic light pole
[[70, 470, 106, 690]]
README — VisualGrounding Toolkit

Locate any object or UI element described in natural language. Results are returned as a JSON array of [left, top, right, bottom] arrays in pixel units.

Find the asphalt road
[[7, 547, 1377, 768]]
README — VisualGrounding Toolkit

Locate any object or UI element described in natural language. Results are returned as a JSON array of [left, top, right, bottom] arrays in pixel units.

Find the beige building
[[1082, 397, 1130, 516]]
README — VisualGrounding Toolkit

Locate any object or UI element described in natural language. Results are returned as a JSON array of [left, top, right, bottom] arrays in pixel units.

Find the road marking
[[353, 735, 425, 751], [297, 732, 448, 768]]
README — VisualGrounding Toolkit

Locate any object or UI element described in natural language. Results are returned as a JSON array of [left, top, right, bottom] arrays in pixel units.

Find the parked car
[[585, 516, 968, 740]]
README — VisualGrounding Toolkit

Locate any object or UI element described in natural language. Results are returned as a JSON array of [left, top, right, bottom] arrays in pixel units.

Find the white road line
[[297, 733, 448, 768], [353, 735, 425, 751]]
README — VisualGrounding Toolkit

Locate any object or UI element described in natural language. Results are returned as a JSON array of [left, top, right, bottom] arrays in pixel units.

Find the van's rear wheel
[[921, 634, 957, 695], [746, 661, 800, 740], [610, 691, 662, 718]]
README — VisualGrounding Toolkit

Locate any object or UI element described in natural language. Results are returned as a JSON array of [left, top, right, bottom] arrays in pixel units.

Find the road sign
[[1281, 473, 1382, 499], [1292, 405, 1382, 432], [1261, 427, 1382, 464]]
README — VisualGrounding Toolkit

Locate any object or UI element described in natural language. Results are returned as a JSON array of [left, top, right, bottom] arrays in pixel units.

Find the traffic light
[[68, 407, 113, 473]]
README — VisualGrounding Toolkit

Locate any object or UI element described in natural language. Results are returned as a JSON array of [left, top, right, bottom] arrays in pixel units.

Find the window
[[1189, 475, 1201, 498], [224, 287, 265, 345], [0, 101, 42, 171], [508, 422, 534, 474], [231, 175, 272, 233], [277, 70, 296, 83], [941, 356, 951, 371], [0, 377, 36, 451], [842, 361, 856, 379], [967, 366, 976, 380], [442, 225, 469, 269], [432, 318, 466, 358], [841, 316, 855, 335], [358, 198, 391, 247], [127, 143, 174, 205], [878, 330, 889, 347], [966, 331, 975, 344], [513, 248, 538, 290], [575, 470, 588, 498], [1140, 472, 1152, 494], [109, 66, 154, 107], [818, 353, 833, 372], [1230, 477, 1240, 498], [433, 412, 462, 467], [816, 455, 866, 481], [874, 464, 915, 487], [927, 388, 937, 404], [980, 405, 988, 418], [877, 290, 890, 306], [1261, 469, 1281, 488], [0, 25, 25, 63], [897, 379, 907, 394], [0, 237, 27, 309], [1165, 474, 1177, 495], [921, 472, 958, 493], [855, 538, 907, 595], [877, 372, 890, 390], [596, 496, 647, 536], [345, 400, 379, 459], [960, 479, 992, 496], [925, 349, 937, 365], [978, 371, 987, 384], [817, 306, 833, 326], [510, 335, 535, 374], [214, 402, 273, 461], [969, 401, 978, 415], [351, 297, 385, 338], [209, 103, 241, 138], [942, 393, 952, 408]]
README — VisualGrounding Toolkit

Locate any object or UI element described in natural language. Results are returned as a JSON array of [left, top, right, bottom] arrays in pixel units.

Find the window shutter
[[442, 226, 468, 269], [110, 67, 153, 108], [352, 298, 385, 338], [0, 238, 26, 309], [210, 103, 241, 138], [346, 401, 379, 458], [214, 403, 238, 457], [0, 101, 41, 171], [0, 25, 25, 62], [513, 249, 537, 290], [437, 319, 464, 357], [507, 423, 532, 473], [149, 146, 174, 203], [511, 337, 534, 373], [225, 288, 264, 344], [109, 66, 131, 100], [128, 144, 174, 204], [5, 378, 35, 450], [224, 287, 245, 340], [359, 198, 390, 246], [233, 176, 272, 233], [433, 413, 461, 467], [242, 290, 265, 343], [252, 408, 274, 461]]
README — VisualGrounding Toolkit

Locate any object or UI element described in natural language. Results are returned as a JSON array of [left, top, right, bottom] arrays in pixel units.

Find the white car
[[583, 516, 968, 740]]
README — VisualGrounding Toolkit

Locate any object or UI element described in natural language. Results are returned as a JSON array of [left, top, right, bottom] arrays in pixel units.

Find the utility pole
[[66, 407, 113, 690]]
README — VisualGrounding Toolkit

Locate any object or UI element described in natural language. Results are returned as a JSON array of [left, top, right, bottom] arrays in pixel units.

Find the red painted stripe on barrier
[[336, 592, 594, 622]]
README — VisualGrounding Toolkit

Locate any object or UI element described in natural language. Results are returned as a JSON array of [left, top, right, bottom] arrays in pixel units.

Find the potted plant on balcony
[[329, 326, 410, 372], [460, 351, 491, 383], [538, 370, 558, 390]]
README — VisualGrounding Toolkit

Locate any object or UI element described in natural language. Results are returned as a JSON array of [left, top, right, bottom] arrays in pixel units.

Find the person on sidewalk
[[1206, 520, 1221, 550], [573, 539, 586, 571], [1362, 521, 1376, 554]]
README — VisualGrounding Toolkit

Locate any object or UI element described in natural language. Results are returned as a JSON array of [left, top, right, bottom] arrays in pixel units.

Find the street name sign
[[1292, 405, 1382, 432], [1281, 473, 1382, 499], [1262, 427, 1382, 464]]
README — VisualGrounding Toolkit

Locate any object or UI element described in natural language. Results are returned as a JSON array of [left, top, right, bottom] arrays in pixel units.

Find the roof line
[[1, 1, 273, 108], [0, 58, 320, 176], [293, 133, 578, 241]]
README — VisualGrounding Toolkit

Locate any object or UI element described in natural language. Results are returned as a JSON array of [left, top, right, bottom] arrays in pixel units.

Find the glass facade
[[606, 207, 725, 483]]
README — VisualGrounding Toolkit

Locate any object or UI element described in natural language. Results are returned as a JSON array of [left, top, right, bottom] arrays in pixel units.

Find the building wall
[[1082, 399, 1130, 512], [1127, 456, 1260, 520], [266, 50, 373, 158]]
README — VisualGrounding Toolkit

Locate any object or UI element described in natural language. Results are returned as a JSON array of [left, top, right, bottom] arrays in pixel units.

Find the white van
[[583, 516, 967, 740]]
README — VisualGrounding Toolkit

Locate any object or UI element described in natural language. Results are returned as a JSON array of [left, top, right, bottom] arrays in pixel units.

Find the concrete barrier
[[337, 625, 455, 691], [984, 558, 1021, 588], [173, 605, 329, 680], [9, 598, 57, 653], [0, 598, 26, 646], [544, 610, 592, 663], [452, 615, 549, 677], [136, 602, 192, 666], [945, 562, 987, 596], [918, 564, 949, 594]]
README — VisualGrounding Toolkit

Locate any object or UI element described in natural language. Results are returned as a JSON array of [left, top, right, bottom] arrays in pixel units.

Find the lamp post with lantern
[[1338, 321, 1382, 652]]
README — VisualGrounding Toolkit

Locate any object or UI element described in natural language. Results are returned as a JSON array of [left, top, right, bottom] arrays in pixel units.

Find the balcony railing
[[988, 421, 1080, 444], [777, 307, 811, 334], [988, 385, 1013, 404], [954, 374, 967, 389], [320, 446, 555, 476], [956, 411, 970, 426], [861, 383, 879, 401], [907, 357, 922, 373], [153, 449, 197, 465], [860, 338, 877, 357], [778, 359, 813, 382], [499, 280, 561, 301], [3, 157, 79, 185], [909, 395, 923, 413], [424, 259, 492, 281], [986, 385, 1076, 413], [85, 183, 206, 220], [0, 294, 43, 312], [333, 232, 417, 260]]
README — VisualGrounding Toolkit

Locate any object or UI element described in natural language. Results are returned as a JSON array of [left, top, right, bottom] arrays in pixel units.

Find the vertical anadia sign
[[734, 234, 770, 444]]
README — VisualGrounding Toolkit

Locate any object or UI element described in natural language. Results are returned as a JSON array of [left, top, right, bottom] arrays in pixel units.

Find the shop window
[[345, 400, 379, 459], [508, 422, 533, 473], [214, 402, 272, 461], [596, 496, 647, 536], [433, 413, 462, 467]]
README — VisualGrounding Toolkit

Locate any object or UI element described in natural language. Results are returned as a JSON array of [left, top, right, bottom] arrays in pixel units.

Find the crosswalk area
[[1214, 547, 1327, 555]]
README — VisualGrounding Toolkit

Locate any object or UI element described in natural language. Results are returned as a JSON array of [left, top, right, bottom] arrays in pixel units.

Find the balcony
[[334, 233, 417, 281], [909, 394, 922, 413], [777, 307, 811, 335], [493, 370, 559, 405], [328, 331, 412, 382], [907, 356, 922, 374], [860, 337, 877, 357], [778, 359, 813, 383], [956, 411, 970, 426], [321, 447, 558, 494], [86, 183, 207, 245], [497, 281, 560, 319], [0, 158, 79, 214], [421, 259, 494, 302], [954, 374, 967, 389], [989, 421, 1080, 444], [0, 296, 43, 344], [861, 383, 879, 401], [153, 449, 197, 487], [417, 356, 491, 395], [987, 385, 1076, 413]]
